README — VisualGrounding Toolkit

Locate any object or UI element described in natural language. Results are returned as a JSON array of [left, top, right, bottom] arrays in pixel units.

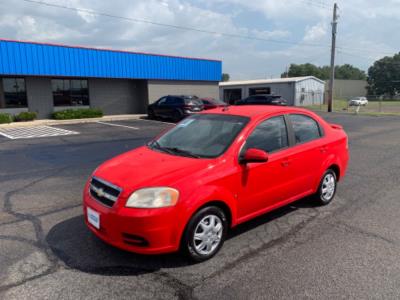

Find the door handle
[[281, 158, 291, 167], [320, 146, 328, 153]]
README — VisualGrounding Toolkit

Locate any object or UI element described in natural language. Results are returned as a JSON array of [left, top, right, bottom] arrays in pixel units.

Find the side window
[[244, 116, 289, 153], [157, 97, 168, 105], [166, 97, 183, 105], [245, 96, 257, 103], [289, 114, 321, 144]]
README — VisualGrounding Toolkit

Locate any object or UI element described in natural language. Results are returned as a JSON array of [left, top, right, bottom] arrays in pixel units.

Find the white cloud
[[0, 0, 399, 79], [303, 23, 327, 42]]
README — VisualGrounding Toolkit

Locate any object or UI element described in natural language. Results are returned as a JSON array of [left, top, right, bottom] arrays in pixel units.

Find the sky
[[0, 0, 399, 80]]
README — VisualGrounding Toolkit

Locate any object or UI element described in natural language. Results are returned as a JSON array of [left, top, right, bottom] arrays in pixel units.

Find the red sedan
[[83, 106, 349, 261]]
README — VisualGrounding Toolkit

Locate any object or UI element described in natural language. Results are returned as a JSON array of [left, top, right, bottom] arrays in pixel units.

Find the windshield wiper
[[163, 147, 201, 158], [148, 140, 171, 154], [149, 141, 200, 158]]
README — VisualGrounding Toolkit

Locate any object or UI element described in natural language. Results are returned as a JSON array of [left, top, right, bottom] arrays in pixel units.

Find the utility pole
[[328, 3, 338, 112]]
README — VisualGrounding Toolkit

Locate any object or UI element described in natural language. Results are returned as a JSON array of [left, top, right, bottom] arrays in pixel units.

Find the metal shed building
[[0, 39, 221, 118], [219, 76, 325, 106]]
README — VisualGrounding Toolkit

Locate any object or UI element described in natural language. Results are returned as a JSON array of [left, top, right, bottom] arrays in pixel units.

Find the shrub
[[0, 113, 12, 124], [52, 108, 103, 120], [14, 111, 37, 122]]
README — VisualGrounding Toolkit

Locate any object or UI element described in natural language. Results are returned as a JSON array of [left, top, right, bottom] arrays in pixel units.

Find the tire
[[148, 108, 155, 120], [313, 169, 337, 205], [181, 206, 228, 262], [172, 109, 183, 122]]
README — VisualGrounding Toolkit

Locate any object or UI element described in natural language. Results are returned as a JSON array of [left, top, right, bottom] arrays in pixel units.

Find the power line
[[18, 0, 330, 49], [337, 45, 397, 56], [337, 50, 376, 61], [14, 0, 398, 58], [297, 0, 331, 9]]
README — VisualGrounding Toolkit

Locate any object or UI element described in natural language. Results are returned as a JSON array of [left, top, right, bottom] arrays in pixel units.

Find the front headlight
[[125, 187, 179, 208]]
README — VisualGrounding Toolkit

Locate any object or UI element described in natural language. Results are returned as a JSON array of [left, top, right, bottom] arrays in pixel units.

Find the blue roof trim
[[0, 40, 222, 81]]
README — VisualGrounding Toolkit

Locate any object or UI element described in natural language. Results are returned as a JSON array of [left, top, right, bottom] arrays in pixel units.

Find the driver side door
[[153, 96, 168, 117]]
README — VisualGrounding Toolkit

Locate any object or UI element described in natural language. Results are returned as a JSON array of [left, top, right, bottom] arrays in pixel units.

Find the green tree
[[335, 64, 367, 80], [221, 73, 230, 82], [367, 53, 400, 96], [281, 63, 366, 80]]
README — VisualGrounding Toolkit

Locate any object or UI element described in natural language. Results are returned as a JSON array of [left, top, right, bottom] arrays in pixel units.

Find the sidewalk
[[0, 114, 147, 128]]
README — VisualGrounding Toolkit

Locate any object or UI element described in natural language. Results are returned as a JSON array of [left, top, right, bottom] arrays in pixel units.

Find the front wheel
[[148, 108, 156, 119], [313, 169, 337, 205], [181, 206, 228, 262]]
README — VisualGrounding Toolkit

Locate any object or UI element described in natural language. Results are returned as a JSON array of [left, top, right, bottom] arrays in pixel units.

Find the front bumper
[[83, 189, 181, 254]]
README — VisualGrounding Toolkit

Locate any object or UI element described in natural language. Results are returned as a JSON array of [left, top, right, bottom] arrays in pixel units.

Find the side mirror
[[240, 148, 269, 164]]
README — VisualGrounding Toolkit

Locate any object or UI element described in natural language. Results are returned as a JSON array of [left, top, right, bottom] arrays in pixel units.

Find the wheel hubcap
[[193, 215, 223, 255], [321, 173, 335, 201]]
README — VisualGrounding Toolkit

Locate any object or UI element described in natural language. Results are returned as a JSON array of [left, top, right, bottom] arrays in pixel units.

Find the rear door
[[162, 96, 182, 117], [283, 114, 326, 197]]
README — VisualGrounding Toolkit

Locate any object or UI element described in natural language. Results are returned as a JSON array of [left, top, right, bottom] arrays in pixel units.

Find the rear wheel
[[314, 169, 337, 205], [172, 109, 183, 122], [182, 206, 228, 262]]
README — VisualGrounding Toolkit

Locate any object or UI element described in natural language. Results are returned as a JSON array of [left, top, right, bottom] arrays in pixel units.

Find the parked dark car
[[148, 95, 204, 122], [201, 98, 227, 110], [235, 94, 287, 106]]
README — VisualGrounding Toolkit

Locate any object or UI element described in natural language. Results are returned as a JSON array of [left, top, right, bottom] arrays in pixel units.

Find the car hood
[[94, 146, 215, 195]]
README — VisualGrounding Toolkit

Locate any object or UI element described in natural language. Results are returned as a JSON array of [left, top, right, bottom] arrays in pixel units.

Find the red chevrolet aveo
[[83, 106, 349, 261]]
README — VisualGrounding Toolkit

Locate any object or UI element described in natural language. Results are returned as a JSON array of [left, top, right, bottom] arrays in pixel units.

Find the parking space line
[[96, 121, 139, 130]]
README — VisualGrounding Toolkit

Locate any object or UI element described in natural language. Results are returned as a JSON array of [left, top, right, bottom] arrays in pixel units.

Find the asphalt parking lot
[[1, 114, 400, 299]]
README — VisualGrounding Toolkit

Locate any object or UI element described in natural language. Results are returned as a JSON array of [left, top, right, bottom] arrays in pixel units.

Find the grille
[[89, 177, 122, 207]]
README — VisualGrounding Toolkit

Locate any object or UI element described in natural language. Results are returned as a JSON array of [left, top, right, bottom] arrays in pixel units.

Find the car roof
[[169, 95, 198, 98], [246, 94, 281, 98], [201, 105, 312, 119]]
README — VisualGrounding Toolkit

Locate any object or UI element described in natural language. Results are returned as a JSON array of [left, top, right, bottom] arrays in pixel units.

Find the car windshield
[[149, 114, 249, 158]]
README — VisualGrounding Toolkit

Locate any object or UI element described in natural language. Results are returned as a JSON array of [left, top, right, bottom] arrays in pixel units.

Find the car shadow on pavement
[[46, 196, 318, 276], [227, 196, 317, 239], [46, 215, 190, 276]]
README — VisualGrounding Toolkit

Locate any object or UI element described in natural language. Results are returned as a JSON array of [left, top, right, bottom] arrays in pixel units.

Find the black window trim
[[1, 77, 28, 109], [286, 113, 324, 146], [52, 78, 90, 107], [239, 114, 291, 160], [238, 112, 326, 162], [156, 96, 168, 105]]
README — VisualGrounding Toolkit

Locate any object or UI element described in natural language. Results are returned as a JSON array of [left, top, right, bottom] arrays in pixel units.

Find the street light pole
[[328, 3, 338, 112]]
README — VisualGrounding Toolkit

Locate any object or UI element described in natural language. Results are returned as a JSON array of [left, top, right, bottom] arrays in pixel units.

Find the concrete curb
[[0, 114, 147, 128]]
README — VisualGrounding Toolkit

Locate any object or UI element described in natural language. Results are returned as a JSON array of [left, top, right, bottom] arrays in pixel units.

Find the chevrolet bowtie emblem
[[95, 187, 105, 198]]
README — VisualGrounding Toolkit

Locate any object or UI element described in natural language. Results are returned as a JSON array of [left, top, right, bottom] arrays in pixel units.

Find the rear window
[[185, 98, 202, 105]]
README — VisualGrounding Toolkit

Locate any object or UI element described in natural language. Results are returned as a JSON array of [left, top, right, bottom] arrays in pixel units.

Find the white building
[[219, 76, 325, 106]]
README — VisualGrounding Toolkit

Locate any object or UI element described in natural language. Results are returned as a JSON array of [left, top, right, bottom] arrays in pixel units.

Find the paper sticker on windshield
[[177, 119, 194, 127]]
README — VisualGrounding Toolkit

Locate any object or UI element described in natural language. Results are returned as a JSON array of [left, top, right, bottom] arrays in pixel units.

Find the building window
[[1, 78, 27, 108], [223, 89, 242, 105], [249, 87, 271, 96], [52, 79, 89, 106]]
